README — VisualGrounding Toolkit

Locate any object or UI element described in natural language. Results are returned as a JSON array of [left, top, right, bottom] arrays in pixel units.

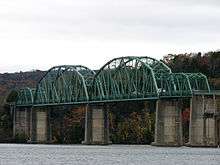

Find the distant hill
[[0, 70, 45, 105]]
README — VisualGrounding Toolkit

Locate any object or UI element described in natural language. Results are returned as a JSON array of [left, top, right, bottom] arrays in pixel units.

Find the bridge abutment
[[188, 94, 220, 147], [83, 104, 110, 145], [29, 108, 52, 143], [152, 99, 183, 147]]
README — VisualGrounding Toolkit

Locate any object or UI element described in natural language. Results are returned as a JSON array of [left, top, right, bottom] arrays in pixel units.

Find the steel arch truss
[[34, 65, 95, 104], [6, 56, 212, 107], [90, 56, 211, 101], [157, 73, 210, 97], [185, 73, 210, 92], [156, 73, 192, 97], [138, 56, 171, 74], [16, 87, 35, 106], [90, 57, 159, 101]]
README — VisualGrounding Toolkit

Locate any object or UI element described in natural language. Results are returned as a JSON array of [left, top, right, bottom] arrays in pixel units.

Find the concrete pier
[[13, 107, 31, 140], [83, 104, 110, 145], [30, 108, 52, 143], [152, 99, 183, 146], [189, 94, 220, 147]]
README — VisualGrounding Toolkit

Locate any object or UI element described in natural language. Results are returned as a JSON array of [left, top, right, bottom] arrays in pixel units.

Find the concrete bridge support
[[83, 104, 110, 145], [29, 108, 52, 143], [152, 99, 183, 146], [189, 94, 220, 147], [13, 107, 31, 140]]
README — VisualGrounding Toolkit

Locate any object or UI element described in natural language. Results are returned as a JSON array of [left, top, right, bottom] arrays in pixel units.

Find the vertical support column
[[217, 119, 220, 146], [24, 108, 31, 139], [83, 104, 110, 145], [152, 99, 183, 146], [47, 108, 52, 142], [205, 95, 216, 146], [188, 96, 204, 146], [83, 105, 92, 144], [30, 107, 36, 142], [29, 107, 52, 143], [13, 107, 31, 141], [12, 106, 16, 138], [153, 101, 163, 145], [104, 105, 110, 144], [216, 95, 220, 146], [189, 94, 218, 147]]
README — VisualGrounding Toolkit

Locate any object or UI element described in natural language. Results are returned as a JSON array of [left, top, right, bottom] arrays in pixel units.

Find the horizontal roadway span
[[15, 95, 193, 107]]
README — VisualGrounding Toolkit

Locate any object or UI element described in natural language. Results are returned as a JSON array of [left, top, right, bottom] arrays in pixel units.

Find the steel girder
[[34, 65, 95, 104]]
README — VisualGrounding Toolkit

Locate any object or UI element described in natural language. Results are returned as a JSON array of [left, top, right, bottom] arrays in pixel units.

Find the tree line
[[163, 51, 220, 89]]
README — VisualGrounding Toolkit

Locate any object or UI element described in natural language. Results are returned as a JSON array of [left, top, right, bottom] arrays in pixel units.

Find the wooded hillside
[[0, 70, 45, 97], [163, 51, 220, 89]]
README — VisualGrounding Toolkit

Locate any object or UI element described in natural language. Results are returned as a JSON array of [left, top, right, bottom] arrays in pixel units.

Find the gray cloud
[[0, 0, 220, 72]]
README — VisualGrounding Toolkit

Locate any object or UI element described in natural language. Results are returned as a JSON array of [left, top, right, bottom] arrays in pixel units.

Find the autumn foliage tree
[[163, 51, 220, 89]]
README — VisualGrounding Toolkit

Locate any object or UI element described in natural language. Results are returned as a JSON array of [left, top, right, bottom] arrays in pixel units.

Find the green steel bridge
[[6, 56, 211, 107]]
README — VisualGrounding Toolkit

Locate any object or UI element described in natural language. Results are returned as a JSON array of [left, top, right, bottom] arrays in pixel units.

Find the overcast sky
[[0, 0, 220, 73]]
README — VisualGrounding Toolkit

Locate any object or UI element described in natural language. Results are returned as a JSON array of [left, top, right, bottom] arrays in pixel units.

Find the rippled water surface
[[0, 144, 219, 165]]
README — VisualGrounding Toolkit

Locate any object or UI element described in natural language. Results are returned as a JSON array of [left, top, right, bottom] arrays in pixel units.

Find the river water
[[0, 144, 219, 165]]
